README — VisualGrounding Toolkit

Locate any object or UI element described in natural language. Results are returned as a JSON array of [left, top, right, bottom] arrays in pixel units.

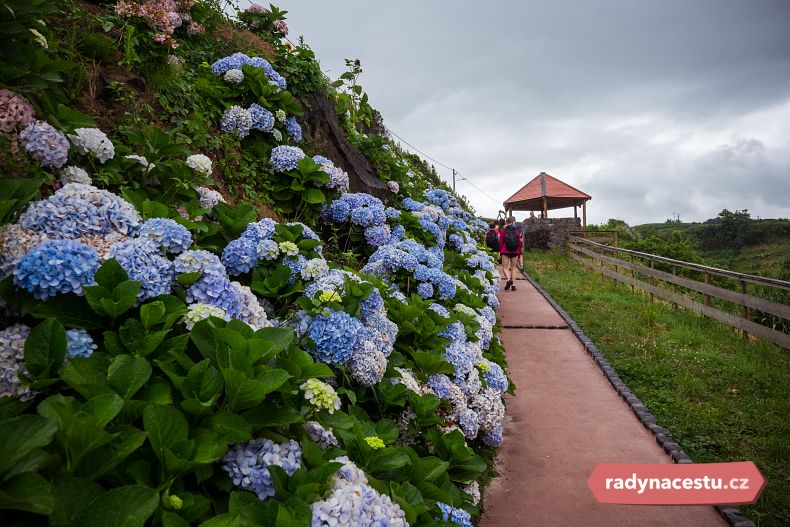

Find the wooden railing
[[568, 236, 790, 349], [570, 230, 618, 246]]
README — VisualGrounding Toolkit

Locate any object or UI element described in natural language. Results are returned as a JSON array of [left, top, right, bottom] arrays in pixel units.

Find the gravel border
[[519, 269, 756, 527]]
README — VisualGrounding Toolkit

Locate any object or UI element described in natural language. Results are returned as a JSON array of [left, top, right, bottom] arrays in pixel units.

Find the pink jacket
[[499, 225, 523, 255]]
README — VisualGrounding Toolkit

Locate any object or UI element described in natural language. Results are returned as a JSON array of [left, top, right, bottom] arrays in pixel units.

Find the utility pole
[[452, 168, 456, 192]]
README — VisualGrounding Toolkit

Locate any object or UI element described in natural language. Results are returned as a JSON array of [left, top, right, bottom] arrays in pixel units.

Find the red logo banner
[[587, 462, 766, 505]]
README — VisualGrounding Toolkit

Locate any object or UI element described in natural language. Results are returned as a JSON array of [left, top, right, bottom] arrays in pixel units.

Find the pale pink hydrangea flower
[[0, 90, 36, 133]]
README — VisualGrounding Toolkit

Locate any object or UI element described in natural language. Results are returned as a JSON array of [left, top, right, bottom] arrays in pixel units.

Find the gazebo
[[503, 172, 592, 227]]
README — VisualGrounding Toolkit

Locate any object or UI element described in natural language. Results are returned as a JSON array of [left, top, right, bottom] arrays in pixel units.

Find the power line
[[383, 125, 454, 171], [384, 125, 504, 210]]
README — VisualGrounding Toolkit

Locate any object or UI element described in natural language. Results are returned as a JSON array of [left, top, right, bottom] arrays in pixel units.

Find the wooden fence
[[569, 230, 618, 246], [567, 236, 790, 349]]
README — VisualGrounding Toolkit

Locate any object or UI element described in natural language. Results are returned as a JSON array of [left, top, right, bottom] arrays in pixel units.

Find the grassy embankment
[[524, 250, 790, 527]]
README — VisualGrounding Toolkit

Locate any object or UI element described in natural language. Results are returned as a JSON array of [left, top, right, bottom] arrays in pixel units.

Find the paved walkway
[[480, 275, 727, 527]]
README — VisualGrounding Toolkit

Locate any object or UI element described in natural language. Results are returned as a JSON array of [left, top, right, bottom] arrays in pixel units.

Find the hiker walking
[[500, 216, 522, 291], [485, 222, 500, 257]]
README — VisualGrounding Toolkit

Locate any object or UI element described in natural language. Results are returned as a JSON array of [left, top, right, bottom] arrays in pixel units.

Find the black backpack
[[504, 225, 519, 251], [485, 229, 499, 250]]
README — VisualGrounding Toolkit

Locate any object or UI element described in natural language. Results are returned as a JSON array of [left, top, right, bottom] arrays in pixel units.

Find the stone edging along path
[[519, 270, 756, 527]]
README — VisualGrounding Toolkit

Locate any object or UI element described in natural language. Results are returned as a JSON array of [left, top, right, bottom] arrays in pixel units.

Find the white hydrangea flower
[[300, 258, 329, 281], [301, 378, 341, 413], [126, 154, 155, 173], [182, 303, 229, 330], [387, 180, 399, 193], [186, 154, 213, 176], [271, 129, 283, 142], [463, 481, 481, 506], [223, 69, 244, 84], [278, 241, 299, 257], [275, 109, 287, 122], [69, 128, 115, 163], [59, 166, 91, 185], [196, 186, 224, 210]]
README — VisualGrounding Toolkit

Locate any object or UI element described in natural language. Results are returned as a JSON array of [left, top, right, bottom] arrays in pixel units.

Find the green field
[[524, 250, 790, 527]]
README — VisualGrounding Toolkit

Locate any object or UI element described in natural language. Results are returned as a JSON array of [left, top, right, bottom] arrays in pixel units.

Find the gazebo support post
[[542, 196, 547, 219], [574, 205, 577, 219], [582, 201, 587, 228]]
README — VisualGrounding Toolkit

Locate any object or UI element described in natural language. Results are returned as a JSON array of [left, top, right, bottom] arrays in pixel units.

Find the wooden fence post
[[672, 265, 678, 309], [649, 260, 655, 303], [704, 273, 712, 308], [741, 280, 749, 338]]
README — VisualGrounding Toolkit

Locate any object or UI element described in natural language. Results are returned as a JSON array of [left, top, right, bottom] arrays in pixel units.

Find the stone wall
[[521, 217, 581, 250]]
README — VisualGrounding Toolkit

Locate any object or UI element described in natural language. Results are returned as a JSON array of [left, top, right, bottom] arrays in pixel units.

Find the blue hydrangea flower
[[428, 303, 450, 318], [256, 239, 279, 260], [390, 224, 406, 241], [19, 120, 70, 167], [389, 290, 407, 303], [437, 502, 473, 527], [109, 239, 174, 301], [66, 328, 96, 358], [400, 197, 425, 212], [20, 183, 140, 239], [483, 425, 503, 447], [359, 288, 384, 319], [312, 155, 332, 165], [266, 69, 287, 90], [385, 207, 401, 221], [241, 218, 277, 242], [138, 218, 192, 254], [311, 457, 408, 526], [439, 322, 467, 345], [328, 193, 386, 227], [249, 103, 275, 132], [0, 324, 34, 400], [211, 52, 250, 74], [220, 106, 253, 138], [222, 237, 260, 275], [363, 311, 398, 357], [363, 224, 391, 247], [269, 145, 305, 172], [13, 240, 99, 300], [458, 407, 480, 439], [248, 57, 288, 89], [428, 374, 467, 411], [222, 438, 301, 500], [174, 249, 226, 278], [308, 309, 365, 365], [304, 421, 338, 449], [187, 273, 242, 318], [349, 340, 387, 386], [481, 359, 508, 393], [445, 340, 475, 377], [284, 116, 302, 142], [416, 282, 434, 299], [283, 255, 306, 284]]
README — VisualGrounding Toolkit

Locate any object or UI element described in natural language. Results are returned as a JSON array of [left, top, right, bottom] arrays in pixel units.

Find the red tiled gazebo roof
[[504, 172, 591, 211]]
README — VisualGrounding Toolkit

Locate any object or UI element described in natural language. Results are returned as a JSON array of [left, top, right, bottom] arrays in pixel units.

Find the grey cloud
[[262, 0, 790, 223]]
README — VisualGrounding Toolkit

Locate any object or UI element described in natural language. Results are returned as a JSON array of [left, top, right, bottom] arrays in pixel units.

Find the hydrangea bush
[[0, 2, 511, 527]]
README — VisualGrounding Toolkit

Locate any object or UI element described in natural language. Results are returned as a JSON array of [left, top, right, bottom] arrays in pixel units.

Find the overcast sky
[[248, 1, 790, 224]]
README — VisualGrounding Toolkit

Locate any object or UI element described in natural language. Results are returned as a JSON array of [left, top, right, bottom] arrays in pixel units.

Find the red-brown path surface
[[480, 276, 727, 527]]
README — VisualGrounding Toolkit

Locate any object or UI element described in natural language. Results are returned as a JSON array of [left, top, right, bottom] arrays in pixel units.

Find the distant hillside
[[634, 211, 790, 278]]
